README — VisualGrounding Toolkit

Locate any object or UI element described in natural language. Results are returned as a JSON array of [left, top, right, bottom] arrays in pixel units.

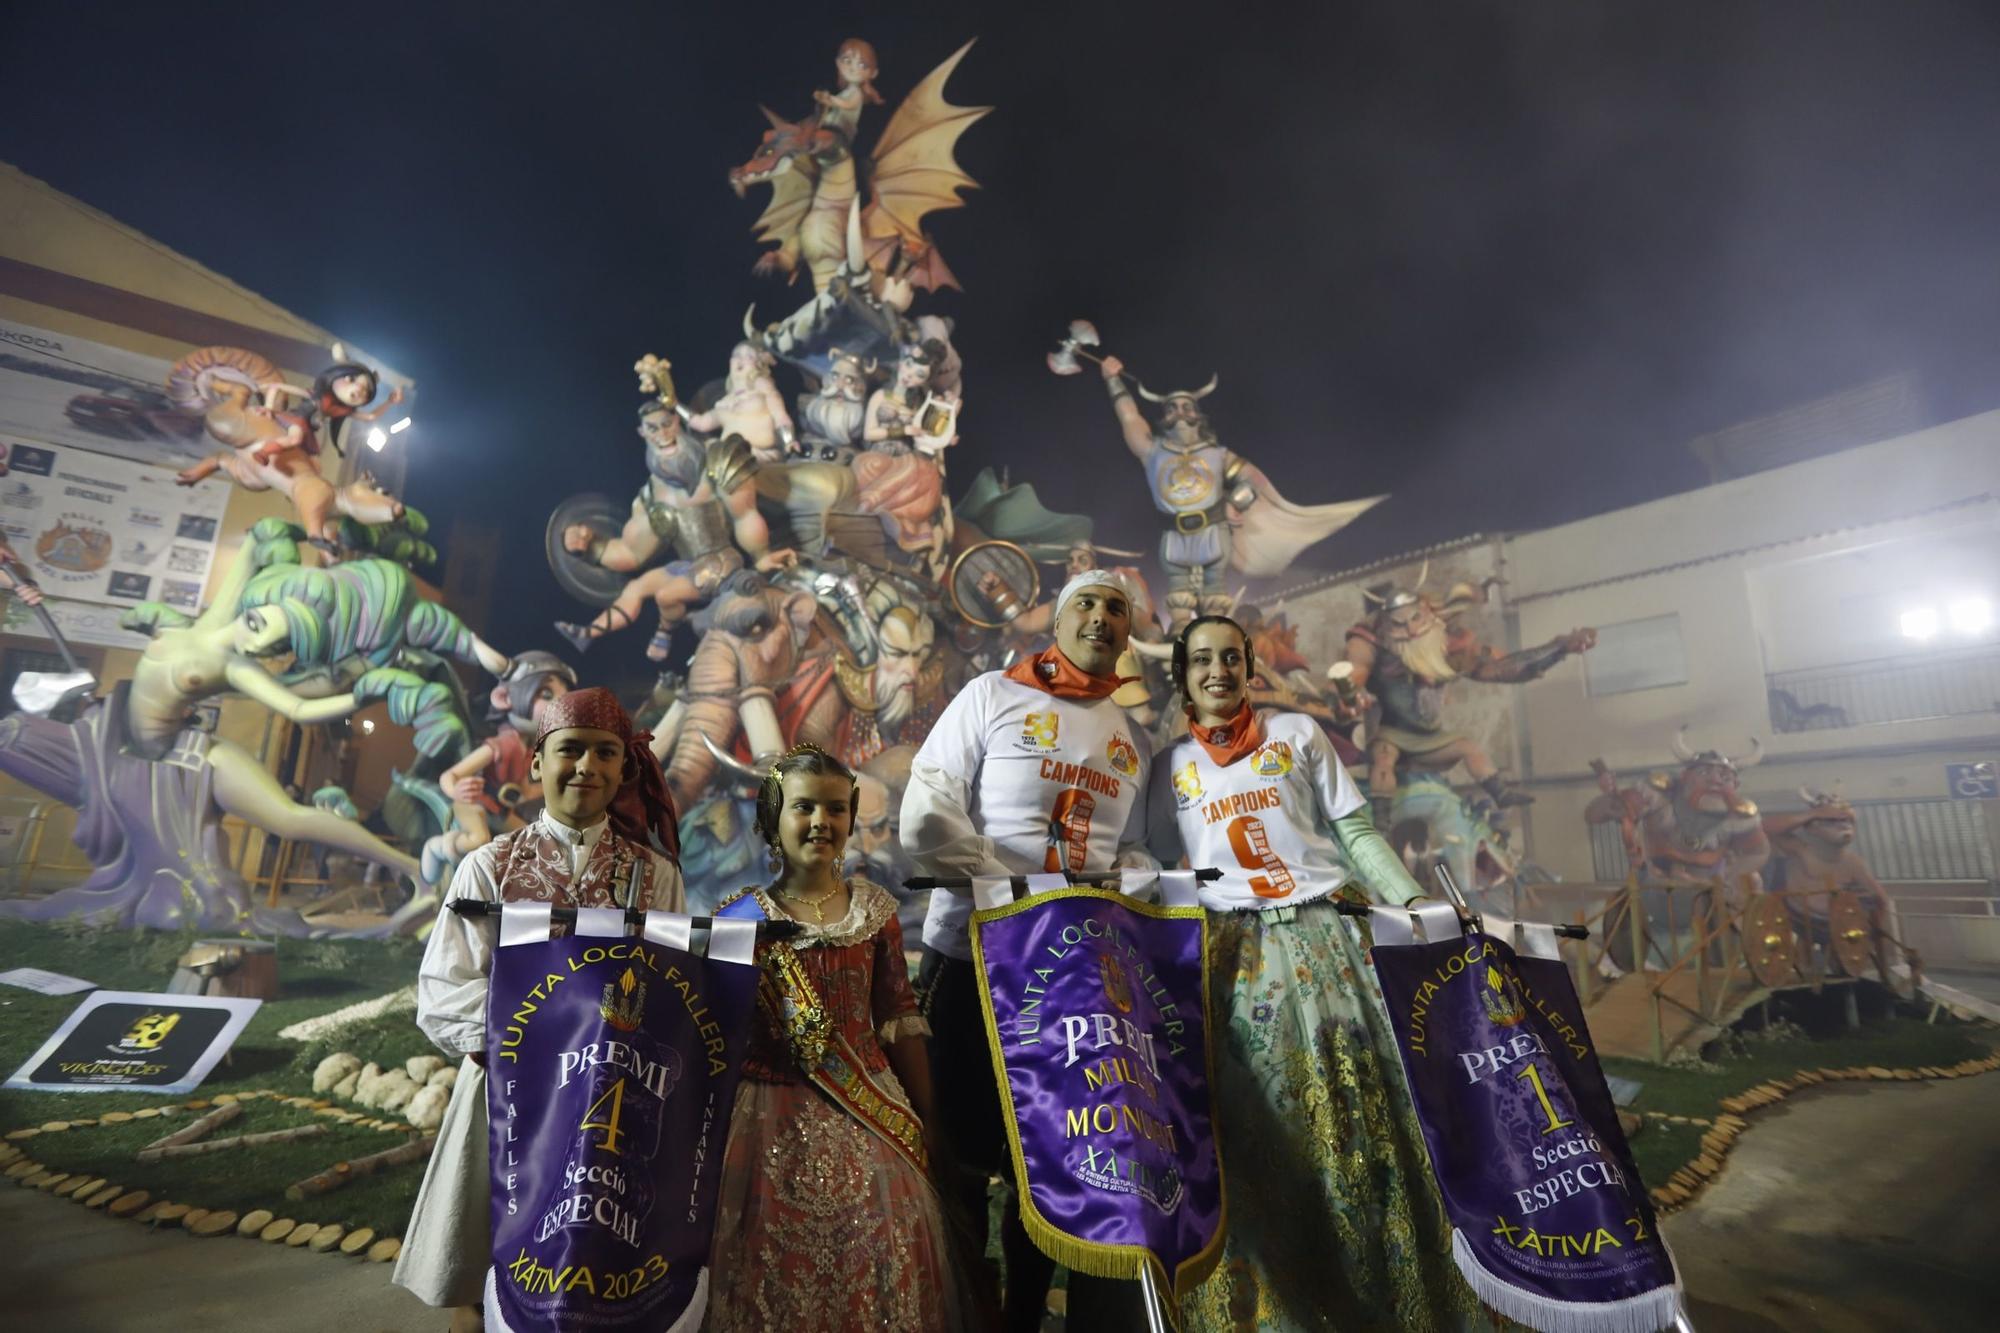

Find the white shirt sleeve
[[414, 845, 503, 1057], [1306, 724, 1367, 826], [900, 677, 1009, 880]]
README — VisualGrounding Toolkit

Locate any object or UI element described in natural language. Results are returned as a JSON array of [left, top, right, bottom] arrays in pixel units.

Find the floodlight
[[1947, 597, 1993, 635], [1899, 606, 1939, 640]]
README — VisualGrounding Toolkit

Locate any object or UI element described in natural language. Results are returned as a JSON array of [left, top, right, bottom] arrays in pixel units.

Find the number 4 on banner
[[581, 1077, 629, 1155], [1517, 1062, 1573, 1135]]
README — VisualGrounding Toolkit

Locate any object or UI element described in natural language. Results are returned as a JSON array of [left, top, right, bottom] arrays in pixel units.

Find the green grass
[[0, 920, 431, 1234], [1604, 1017, 1993, 1191]]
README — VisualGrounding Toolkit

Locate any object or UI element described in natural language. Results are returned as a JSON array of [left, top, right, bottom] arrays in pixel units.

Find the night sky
[[7, 1, 2000, 659]]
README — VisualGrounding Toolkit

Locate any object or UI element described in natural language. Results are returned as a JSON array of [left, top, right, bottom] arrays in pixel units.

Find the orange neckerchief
[[1002, 647, 1136, 701], [1189, 702, 1263, 767]]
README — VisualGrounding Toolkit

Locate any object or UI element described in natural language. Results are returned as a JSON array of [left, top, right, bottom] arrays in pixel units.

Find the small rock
[[405, 1055, 447, 1085], [405, 1084, 449, 1132], [373, 1071, 420, 1114], [352, 1062, 387, 1108], [313, 1053, 362, 1096]]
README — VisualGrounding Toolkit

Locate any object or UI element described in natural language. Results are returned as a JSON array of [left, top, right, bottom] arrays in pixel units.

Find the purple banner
[[485, 915, 757, 1332], [1370, 917, 1681, 1333], [971, 887, 1223, 1298]]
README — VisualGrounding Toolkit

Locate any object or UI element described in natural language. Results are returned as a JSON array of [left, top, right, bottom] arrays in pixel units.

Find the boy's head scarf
[[533, 686, 680, 862]]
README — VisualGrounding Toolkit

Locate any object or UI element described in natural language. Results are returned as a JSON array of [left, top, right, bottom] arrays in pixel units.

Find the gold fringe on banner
[[970, 885, 1227, 1307]]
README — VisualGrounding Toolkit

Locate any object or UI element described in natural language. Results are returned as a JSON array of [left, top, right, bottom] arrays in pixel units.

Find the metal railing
[[1767, 645, 2000, 732]]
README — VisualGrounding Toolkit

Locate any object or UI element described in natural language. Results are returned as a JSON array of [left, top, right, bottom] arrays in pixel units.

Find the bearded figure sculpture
[[1344, 572, 1594, 822], [1094, 354, 1381, 614], [1763, 788, 1888, 917], [795, 347, 872, 462], [651, 570, 835, 808], [831, 604, 946, 766], [1587, 730, 1772, 906]]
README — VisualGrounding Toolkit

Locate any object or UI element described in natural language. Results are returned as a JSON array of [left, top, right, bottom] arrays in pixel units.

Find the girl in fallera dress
[[707, 745, 973, 1332], [1149, 616, 1488, 1332]]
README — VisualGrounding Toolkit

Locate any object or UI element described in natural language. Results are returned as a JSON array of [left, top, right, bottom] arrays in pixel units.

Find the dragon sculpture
[[729, 39, 990, 296]]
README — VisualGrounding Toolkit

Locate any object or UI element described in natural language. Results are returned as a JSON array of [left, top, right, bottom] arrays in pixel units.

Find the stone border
[[1644, 1050, 2000, 1213], [1, 1086, 419, 1261]]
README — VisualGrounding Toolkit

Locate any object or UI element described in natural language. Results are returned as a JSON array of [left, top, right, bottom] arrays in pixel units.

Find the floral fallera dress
[[705, 878, 970, 1332], [1185, 901, 1489, 1332]]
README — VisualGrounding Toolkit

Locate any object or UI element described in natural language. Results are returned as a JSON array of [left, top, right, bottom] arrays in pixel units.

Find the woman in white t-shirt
[[1149, 616, 1482, 1332]]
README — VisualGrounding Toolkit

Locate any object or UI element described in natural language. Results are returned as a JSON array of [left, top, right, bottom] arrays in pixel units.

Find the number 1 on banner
[[1518, 1062, 1573, 1134], [581, 1077, 629, 1154]]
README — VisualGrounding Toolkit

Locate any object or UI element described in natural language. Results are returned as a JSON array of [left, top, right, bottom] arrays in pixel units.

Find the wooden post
[[1626, 875, 1645, 979], [1571, 908, 1591, 1004], [1691, 895, 1709, 1016], [137, 1100, 242, 1154]]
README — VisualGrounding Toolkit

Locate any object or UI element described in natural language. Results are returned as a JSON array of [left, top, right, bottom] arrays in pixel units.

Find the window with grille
[[1584, 614, 1690, 697]]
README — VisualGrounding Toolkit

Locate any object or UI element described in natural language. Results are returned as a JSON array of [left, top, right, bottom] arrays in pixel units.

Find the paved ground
[[1661, 1067, 2000, 1331], [6, 1070, 1996, 1331], [0, 1186, 434, 1332]]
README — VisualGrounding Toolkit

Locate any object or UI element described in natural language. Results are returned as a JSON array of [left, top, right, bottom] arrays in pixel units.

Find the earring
[[766, 842, 784, 873]]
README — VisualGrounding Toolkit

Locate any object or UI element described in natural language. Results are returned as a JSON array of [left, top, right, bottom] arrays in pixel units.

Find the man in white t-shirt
[[902, 570, 1156, 1332]]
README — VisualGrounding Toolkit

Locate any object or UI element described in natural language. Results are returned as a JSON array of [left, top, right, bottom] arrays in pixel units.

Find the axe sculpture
[[1045, 318, 1120, 377], [2, 553, 98, 718]]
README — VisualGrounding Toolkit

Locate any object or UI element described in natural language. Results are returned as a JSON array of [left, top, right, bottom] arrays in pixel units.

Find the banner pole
[[1138, 1258, 1175, 1333]]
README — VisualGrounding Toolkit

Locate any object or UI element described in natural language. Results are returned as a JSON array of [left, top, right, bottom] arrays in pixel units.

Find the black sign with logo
[[3, 990, 261, 1094]]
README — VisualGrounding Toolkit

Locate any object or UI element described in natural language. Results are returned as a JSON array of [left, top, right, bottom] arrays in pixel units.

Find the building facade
[[1269, 408, 2000, 966]]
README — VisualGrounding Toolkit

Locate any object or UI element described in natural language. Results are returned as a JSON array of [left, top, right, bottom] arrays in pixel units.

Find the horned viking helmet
[[1669, 726, 1763, 770]]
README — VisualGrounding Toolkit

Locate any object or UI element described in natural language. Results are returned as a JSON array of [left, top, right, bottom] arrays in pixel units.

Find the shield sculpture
[[484, 904, 759, 1333], [1367, 903, 1684, 1333], [545, 492, 632, 608], [970, 872, 1224, 1306]]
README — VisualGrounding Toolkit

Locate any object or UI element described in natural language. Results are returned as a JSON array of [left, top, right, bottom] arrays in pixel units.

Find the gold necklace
[[777, 881, 841, 922]]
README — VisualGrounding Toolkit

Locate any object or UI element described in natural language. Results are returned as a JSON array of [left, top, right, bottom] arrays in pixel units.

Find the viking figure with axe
[[1048, 320, 1383, 614]]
